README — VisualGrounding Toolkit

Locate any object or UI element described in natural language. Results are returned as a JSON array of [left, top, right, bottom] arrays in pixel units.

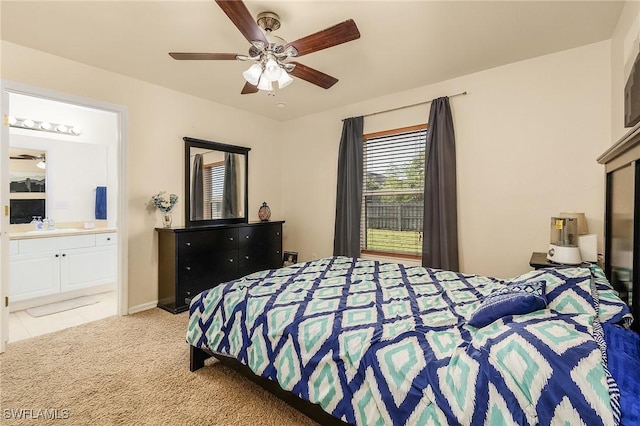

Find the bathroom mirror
[[184, 137, 250, 228]]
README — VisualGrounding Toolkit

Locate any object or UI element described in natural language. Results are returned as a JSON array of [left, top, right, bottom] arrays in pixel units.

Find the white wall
[[611, 1, 640, 142], [280, 41, 611, 279], [1, 41, 282, 310]]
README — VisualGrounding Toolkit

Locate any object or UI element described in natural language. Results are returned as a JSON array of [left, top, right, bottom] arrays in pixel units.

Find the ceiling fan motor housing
[[256, 12, 281, 33]]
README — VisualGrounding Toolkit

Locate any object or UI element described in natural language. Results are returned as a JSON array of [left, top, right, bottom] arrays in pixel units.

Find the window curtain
[[191, 153, 204, 220], [422, 97, 459, 271], [222, 153, 238, 218], [333, 116, 364, 258]]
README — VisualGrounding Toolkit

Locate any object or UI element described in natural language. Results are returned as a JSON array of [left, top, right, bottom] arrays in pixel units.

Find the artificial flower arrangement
[[151, 191, 178, 213]]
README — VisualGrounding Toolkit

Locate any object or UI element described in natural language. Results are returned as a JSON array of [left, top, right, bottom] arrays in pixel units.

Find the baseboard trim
[[128, 301, 158, 315]]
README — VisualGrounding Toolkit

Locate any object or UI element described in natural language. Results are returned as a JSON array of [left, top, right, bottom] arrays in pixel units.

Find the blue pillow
[[468, 281, 548, 328]]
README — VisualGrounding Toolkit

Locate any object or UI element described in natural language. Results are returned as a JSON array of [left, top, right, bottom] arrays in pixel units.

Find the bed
[[186, 256, 637, 425]]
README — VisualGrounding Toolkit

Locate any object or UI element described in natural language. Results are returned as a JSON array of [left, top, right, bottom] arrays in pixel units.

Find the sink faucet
[[43, 218, 55, 230]]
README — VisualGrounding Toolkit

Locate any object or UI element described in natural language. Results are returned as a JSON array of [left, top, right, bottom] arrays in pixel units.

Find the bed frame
[[190, 345, 351, 426]]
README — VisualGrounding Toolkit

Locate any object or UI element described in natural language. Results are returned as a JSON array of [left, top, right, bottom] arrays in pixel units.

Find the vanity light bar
[[7, 116, 82, 136]]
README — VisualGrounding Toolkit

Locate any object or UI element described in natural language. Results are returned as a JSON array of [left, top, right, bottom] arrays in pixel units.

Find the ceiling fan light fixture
[[277, 70, 293, 89], [40, 121, 52, 131], [36, 160, 46, 170], [257, 75, 273, 91], [22, 119, 35, 128], [263, 58, 282, 81], [243, 63, 263, 86]]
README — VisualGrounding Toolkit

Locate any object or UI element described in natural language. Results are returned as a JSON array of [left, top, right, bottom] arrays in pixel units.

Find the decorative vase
[[162, 211, 173, 228], [258, 202, 271, 222]]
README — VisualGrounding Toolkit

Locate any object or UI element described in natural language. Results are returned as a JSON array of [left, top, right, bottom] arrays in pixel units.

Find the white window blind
[[204, 162, 224, 219], [361, 125, 427, 256]]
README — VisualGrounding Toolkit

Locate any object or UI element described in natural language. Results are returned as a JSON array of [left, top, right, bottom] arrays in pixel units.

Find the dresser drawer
[[177, 228, 238, 255], [238, 223, 282, 249]]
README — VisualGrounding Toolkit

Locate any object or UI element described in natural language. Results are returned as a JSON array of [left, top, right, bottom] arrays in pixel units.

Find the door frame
[[0, 80, 129, 352]]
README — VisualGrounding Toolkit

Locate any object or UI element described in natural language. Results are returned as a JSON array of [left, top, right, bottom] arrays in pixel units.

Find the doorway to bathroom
[[0, 82, 128, 352]]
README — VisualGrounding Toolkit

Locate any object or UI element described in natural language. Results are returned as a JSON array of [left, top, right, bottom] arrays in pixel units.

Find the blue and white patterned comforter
[[187, 257, 632, 425]]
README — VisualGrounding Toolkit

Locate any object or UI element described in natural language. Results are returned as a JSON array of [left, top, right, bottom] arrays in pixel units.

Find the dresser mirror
[[184, 137, 250, 228]]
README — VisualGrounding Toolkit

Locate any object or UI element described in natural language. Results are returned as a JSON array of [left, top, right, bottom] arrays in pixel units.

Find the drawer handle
[[55, 254, 59, 258], [245, 256, 249, 260], [186, 291, 191, 296], [229, 237, 234, 241], [62, 253, 67, 257], [106, 237, 111, 241], [276, 250, 280, 254], [185, 242, 191, 246], [229, 258, 234, 263], [276, 232, 280, 236], [245, 235, 250, 239], [185, 266, 191, 271]]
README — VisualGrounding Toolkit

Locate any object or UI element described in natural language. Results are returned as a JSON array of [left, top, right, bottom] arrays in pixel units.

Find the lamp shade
[[559, 212, 589, 235], [257, 75, 273, 91], [277, 70, 293, 89], [263, 58, 282, 81], [242, 64, 262, 86]]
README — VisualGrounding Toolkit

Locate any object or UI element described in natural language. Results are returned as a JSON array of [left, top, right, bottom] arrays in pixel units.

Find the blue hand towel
[[95, 186, 107, 220]]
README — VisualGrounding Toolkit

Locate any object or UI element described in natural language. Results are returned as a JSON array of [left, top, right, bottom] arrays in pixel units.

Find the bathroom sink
[[26, 228, 81, 234]]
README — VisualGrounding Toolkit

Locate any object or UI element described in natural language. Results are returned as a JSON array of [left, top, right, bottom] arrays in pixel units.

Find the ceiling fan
[[169, 0, 360, 94], [10, 153, 44, 161], [10, 153, 46, 169]]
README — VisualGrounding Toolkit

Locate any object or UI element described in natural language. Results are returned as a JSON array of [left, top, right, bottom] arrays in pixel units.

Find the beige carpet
[[0, 308, 317, 425]]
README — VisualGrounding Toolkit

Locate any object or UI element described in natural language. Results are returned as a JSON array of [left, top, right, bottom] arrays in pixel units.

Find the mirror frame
[[184, 137, 250, 228]]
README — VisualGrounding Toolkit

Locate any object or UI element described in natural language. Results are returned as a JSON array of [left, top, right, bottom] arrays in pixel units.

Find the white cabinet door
[[9, 252, 61, 302], [60, 246, 116, 292]]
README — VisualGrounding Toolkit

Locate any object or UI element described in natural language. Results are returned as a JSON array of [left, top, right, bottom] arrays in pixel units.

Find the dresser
[[598, 123, 640, 332], [156, 221, 284, 313]]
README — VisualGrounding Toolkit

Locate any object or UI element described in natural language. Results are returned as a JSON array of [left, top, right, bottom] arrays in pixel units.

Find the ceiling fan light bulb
[[36, 160, 46, 169], [263, 58, 282, 81], [8, 116, 17, 126], [56, 124, 68, 133], [277, 70, 293, 89], [40, 121, 52, 131], [242, 63, 262, 86], [71, 126, 82, 135], [257, 75, 273, 91], [22, 119, 35, 128]]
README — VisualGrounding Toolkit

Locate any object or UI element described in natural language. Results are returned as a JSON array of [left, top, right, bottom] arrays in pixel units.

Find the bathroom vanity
[[9, 228, 117, 309]]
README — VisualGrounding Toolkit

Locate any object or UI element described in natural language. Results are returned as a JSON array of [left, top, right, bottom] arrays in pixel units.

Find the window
[[361, 124, 427, 258], [203, 161, 224, 219]]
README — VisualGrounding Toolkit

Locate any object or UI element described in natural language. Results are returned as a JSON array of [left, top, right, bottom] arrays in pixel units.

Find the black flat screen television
[[625, 47, 640, 128], [10, 199, 45, 224]]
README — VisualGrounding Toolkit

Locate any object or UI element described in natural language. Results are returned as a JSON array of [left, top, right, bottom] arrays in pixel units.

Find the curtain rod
[[343, 91, 468, 121]]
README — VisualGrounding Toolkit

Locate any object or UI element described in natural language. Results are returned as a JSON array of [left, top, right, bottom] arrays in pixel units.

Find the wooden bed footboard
[[189, 345, 351, 426]]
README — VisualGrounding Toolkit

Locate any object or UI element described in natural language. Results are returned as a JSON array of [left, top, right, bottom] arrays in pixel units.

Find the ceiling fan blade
[[215, 0, 268, 45], [289, 62, 338, 89], [241, 82, 259, 94], [285, 19, 360, 57], [169, 52, 239, 60]]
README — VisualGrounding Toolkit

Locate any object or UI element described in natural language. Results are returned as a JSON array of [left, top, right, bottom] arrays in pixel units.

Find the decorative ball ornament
[[258, 202, 271, 221]]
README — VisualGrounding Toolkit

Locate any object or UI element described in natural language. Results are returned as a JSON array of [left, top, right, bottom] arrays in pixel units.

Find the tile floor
[[9, 291, 117, 343]]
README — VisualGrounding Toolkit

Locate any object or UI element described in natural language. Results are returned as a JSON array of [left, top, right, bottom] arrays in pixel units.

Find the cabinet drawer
[[96, 233, 117, 246], [177, 228, 238, 254], [177, 249, 238, 294], [19, 234, 96, 254], [238, 224, 282, 249]]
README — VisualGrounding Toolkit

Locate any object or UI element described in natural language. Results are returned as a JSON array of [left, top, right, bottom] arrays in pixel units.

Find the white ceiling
[[1, 1, 625, 121]]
